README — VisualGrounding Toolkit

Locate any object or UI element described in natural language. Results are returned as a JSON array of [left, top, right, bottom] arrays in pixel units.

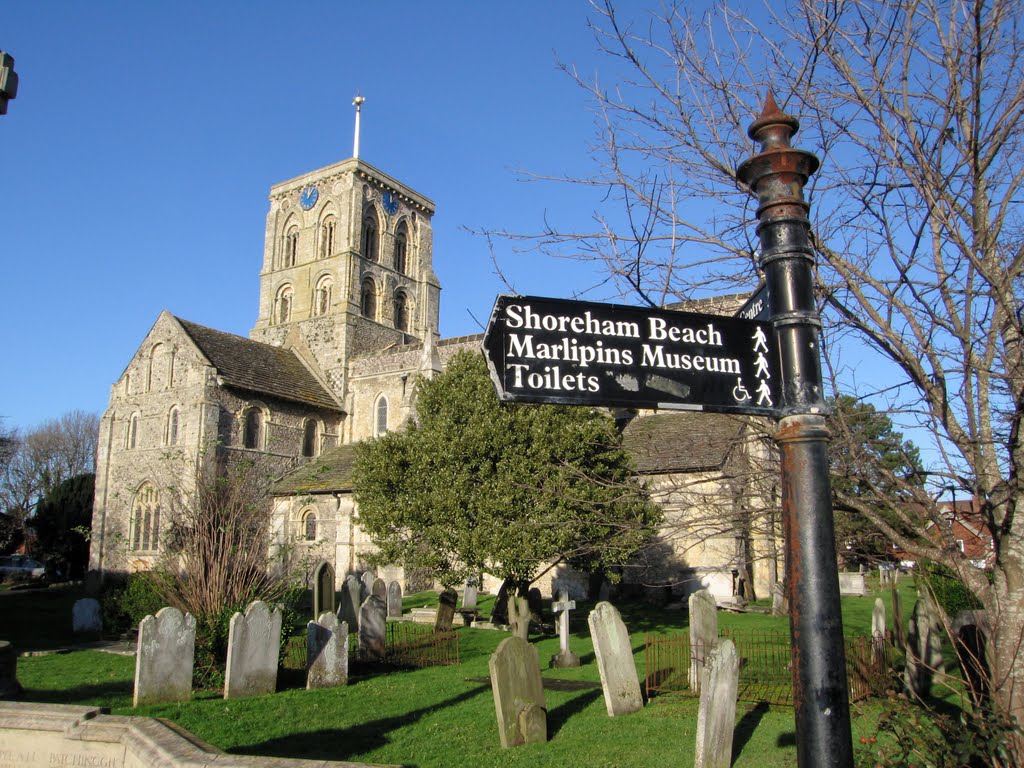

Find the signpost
[[482, 294, 779, 416]]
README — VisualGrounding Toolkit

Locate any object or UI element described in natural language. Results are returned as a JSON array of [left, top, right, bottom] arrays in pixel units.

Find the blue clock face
[[382, 191, 399, 215], [299, 185, 319, 210]]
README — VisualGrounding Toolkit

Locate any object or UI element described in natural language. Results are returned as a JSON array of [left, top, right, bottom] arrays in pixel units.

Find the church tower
[[249, 157, 442, 401]]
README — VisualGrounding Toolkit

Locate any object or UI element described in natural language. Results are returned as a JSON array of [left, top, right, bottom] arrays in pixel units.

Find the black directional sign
[[482, 294, 780, 416]]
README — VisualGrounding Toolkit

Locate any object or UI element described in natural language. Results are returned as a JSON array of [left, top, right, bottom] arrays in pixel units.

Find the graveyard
[[0, 575, 975, 768]]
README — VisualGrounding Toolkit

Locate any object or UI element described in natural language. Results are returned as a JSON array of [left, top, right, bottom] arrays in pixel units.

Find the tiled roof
[[175, 318, 341, 411], [621, 412, 743, 474], [272, 445, 356, 494]]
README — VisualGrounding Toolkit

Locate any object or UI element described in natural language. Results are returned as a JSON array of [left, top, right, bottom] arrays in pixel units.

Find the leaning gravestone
[[72, 598, 102, 635], [358, 595, 387, 662], [340, 575, 362, 631], [0, 640, 22, 699], [371, 577, 387, 601], [435, 588, 458, 632], [694, 639, 740, 768], [488, 635, 547, 748], [689, 589, 718, 694], [134, 607, 196, 706], [904, 589, 945, 696], [312, 561, 336, 619], [387, 581, 403, 619], [307, 612, 348, 689], [588, 601, 643, 716], [224, 600, 282, 699]]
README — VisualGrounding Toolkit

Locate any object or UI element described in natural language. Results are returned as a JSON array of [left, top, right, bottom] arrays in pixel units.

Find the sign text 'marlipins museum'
[[482, 295, 779, 416]]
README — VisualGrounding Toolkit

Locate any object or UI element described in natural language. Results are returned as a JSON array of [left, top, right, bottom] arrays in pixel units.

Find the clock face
[[299, 185, 319, 210], [382, 191, 399, 215]]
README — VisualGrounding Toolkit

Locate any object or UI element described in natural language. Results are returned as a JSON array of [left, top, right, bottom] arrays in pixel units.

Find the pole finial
[[353, 94, 365, 159]]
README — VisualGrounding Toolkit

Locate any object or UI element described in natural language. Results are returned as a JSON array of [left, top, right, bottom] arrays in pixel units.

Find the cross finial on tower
[[353, 94, 366, 159]]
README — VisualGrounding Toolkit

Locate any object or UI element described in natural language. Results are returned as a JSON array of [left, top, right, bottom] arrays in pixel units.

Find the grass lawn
[[8, 578, 927, 768]]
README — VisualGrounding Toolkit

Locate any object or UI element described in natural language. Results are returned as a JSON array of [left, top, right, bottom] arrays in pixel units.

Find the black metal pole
[[736, 94, 854, 768]]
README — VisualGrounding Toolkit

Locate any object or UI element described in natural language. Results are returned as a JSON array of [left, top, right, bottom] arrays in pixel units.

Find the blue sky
[[0, 2, 639, 432]]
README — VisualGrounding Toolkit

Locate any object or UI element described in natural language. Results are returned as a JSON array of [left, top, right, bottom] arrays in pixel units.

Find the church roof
[[272, 445, 356, 494], [175, 317, 341, 411], [621, 412, 743, 474]]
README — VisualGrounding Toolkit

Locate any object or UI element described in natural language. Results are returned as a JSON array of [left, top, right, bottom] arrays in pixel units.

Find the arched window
[[361, 278, 378, 320], [131, 483, 160, 552], [319, 217, 336, 259], [313, 276, 332, 317], [394, 222, 408, 274], [275, 284, 293, 324], [166, 407, 180, 446], [302, 509, 318, 541], [361, 212, 379, 262], [394, 291, 409, 333], [284, 227, 299, 268], [302, 419, 318, 457], [127, 413, 140, 449], [243, 408, 263, 450], [375, 396, 388, 436]]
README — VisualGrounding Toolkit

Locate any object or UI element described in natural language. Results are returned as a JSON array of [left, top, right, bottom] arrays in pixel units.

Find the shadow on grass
[[546, 689, 603, 738], [234, 682, 491, 762], [732, 701, 770, 762]]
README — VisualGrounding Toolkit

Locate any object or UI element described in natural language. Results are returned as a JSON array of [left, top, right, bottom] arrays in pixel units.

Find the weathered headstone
[[488, 635, 547, 748], [307, 612, 348, 689], [838, 572, 867, 597], [340, 575, 362, 631], [134, 607, 196, 707], [435, 588, 458, 632], [0, 641, 22, 699], [588, 601, 643, 716], [462, 579, 479, 612], [72, 598, 102, 635], [689, 589, 718, 694], [891, 587, 905, 648], [358, 595, 387, 662], [224, 600, 282, 699], [550, 590, 579, 668], [904, 589, 945, 696], [508, 594, 530, 641], [312, 561, 336, 619], [694, 639, 740, 768], [371, 577, 387, 601], [387, 580, 403, 619]]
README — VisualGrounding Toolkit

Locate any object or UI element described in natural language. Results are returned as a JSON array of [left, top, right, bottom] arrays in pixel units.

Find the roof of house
[[272, 444, 357, 494], [621, 412, 743, 474], [175, 317, 341, 411]]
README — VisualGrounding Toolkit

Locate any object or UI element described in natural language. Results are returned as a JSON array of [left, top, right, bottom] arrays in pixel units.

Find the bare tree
[[486, 0, 1024, 748]]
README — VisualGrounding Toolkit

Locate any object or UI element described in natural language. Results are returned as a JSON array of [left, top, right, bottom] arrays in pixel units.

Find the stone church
[[88, 151, 781, 602]]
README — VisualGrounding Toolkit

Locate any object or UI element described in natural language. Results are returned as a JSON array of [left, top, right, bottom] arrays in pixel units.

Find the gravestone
[[891, 587, 905, 648], [694, 639, 740, 768], [0, 641, 22, 699], [838, 572, 867, 597], [488, 635, 547, 748], [587, 601, 643, 716], [134, 607, 196, 706], [72, 598, 102, 634], [312, 561, 336, 619], [462, 579, 478, 612], [371, 577, 387, 601], [508, 594, 530, 641], [689, 589, 718, 694], [224, 600, 282, 699], [550, 590, 579, 668], [340, 575, 362, 631], [904, 589, 944, 696], [387, 581, 403, 619], [360, 571, 375, 601], [872, 597, 887, 657], [307, 612, 348, 689], [358, 595, 387, 661], [435, 588, 458, 632]]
